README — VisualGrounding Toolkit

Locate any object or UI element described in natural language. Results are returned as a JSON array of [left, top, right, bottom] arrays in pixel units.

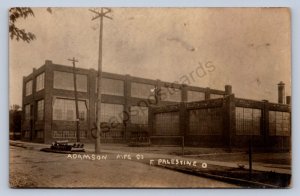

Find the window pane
[[37, 99, 44, 120], [53, 71, 87, 92], [36, 73, 45, 91], [97, 78, 124, 96], [187, 91, 205, 102], [210, 94, 223, 99], [100, 103, 124, 123], [78, 101, 87, 121], [53, 98, 87, 121], [131, 82, 155, 99], [25, 80, 32, 96], [130, 106, 148, 124], [269, 111, 291, 136], [236, 107, 261, 135], [161, 86, 181, 102], [269, 111, 276, 135], [76, 74, 88, 92], [252, 109, 261, 135], [25, 104, 31, 120]]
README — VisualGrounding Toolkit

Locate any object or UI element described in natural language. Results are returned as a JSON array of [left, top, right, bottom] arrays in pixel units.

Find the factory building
[[21, 60, 226, 144]]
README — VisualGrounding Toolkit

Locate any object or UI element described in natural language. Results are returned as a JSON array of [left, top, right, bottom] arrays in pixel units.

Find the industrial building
[[21, 60, 291, 150], [21, 60, 225, 143]]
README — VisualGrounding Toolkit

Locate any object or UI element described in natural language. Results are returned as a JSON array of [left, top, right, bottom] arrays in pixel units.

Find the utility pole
[[68, 57, 80, 142], [89, 8, 112, 153]]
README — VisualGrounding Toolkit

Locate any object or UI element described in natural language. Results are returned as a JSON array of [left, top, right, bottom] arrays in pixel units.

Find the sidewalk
[[10, 140, 291, 175]]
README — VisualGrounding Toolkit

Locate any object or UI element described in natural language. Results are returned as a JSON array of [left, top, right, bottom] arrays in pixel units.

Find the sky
[[9, 8, 291, 106]]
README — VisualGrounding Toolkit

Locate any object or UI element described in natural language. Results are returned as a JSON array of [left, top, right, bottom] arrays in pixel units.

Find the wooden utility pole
[[89, 8, 112, 153], [68, 57, 80, 142]]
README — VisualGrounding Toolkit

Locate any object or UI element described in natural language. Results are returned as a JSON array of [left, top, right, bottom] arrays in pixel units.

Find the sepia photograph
[[9, 7, 291, 188]]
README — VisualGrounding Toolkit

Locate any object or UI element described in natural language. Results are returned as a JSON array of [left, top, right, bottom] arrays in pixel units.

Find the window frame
[[24, 104, 31, 120], [37, 99, 44, 121], [53, 71, 88, 92], [235, 107, 262, 135], [25, 80, 33, 96], [52, 98, 88, 121], [36, 72, 45, 92]]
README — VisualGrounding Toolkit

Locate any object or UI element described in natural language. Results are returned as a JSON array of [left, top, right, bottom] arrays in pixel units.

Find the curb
[[159, 165, 282, 188]]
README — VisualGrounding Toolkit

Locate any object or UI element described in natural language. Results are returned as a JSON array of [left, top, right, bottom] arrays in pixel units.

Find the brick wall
[[21, 60, 226, 144]]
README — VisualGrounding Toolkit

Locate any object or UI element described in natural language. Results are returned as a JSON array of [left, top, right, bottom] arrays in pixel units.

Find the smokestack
[[278, 81, 285, 104]]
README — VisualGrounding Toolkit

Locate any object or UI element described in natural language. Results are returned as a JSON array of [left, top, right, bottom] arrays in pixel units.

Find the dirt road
[[9, 146, 237, 188]]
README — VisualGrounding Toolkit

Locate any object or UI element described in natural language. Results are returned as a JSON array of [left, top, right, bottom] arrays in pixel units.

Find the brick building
[[21, 60, 226, 143], [149, 83, 291, 151]]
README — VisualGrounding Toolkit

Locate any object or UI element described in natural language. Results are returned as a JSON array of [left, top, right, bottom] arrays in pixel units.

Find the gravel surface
[[9, 146, 237, 188]]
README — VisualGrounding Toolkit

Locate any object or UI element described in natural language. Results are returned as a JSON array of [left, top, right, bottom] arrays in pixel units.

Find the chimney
[[286, 96, 291, 105], [278, 81, 285, 104], [225, 85, 232, 95], [45, 60, 53, 65]]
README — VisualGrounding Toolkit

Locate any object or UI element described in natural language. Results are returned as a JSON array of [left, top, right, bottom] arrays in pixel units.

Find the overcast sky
[[9, 8, 291, 106]]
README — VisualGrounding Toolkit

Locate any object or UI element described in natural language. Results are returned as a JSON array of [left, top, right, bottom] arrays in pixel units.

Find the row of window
[[52, 130, 87, 139], [96, 77, 214, 102], [152, 107, 290, 136], [23, 130, 44, 139], [235, 107, 291, 136], [25, 73, 45, 96], [24, 99, 44, 121], [236, 107, 261, 135], [269, 111, 290, 136], [53, 129, 124, 139], [25, 98, 149, 125], [24, 99, 291, 137], [25, 71, 223, 103], [53, 98, 87, 121], [53, 71, 87, 92], [97, 103, 148, 125]]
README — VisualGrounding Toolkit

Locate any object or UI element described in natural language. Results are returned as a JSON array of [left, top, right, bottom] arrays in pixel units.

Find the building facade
[[21, 60, 226, 143], [149, 84, 291, 151]]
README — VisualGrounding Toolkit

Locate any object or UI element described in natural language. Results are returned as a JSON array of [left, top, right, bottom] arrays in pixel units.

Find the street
[[9, 146, 237, 188]]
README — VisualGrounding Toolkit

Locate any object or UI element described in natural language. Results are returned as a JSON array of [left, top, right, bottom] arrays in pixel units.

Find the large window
[[53, 98, 87, 121], [187, 91, 205, 102], [97, 78, 124, 96], [210, 94, 224, 99], [131, 82, 155, 99], [188, 108, 223, 135], [25, 104, 31, 120], [37, 99, 44, 120], [154, 112, 180, 135], [269, 111, 291, 136], [235, 107, 261, 135], [161, 86, 181, 102], [53, 71, 87, 92], [100, 103, 124, 123], [35, 130, 44, 139], [130, 106, 148, 124], [36, 73, 45, 91], [52, 130, 87, 139], [25, 80, 32, 96], [23, 130, 30, 138]]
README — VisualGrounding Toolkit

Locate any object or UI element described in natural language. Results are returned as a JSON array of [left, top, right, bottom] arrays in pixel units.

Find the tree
[[9, 7, 52, 43], [10, 104, 21, 111], [9, 105, 22, 140], [9, 8, 36, 43]]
